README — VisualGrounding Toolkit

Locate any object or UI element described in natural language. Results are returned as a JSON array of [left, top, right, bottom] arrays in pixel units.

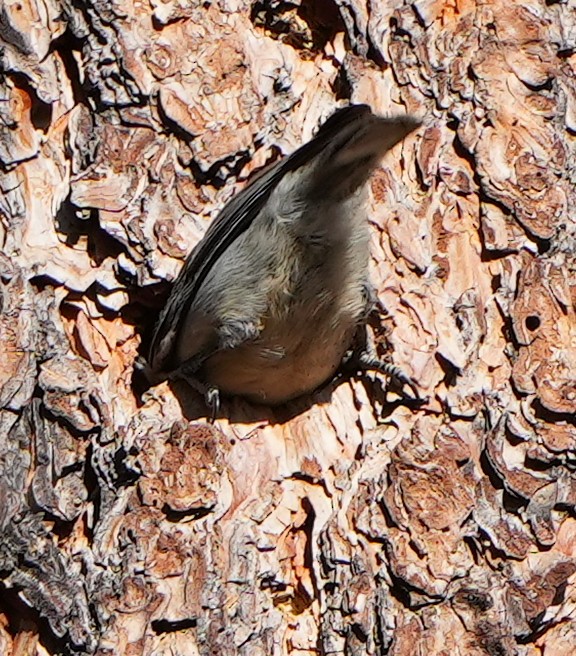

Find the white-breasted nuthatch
[[144, 104, 421, 414]]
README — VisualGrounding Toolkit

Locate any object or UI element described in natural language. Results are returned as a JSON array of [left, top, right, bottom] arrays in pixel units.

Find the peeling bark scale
[[1, 1, 576, 655]]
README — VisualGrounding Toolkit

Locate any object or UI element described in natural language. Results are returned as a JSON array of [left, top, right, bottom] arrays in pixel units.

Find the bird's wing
[[148, 105, 371, 372]]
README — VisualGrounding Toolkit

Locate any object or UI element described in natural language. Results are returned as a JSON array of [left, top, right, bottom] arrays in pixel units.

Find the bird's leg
[[355, 352, 421, 400], [171, 319, 261, 420], [359, 281, 387, 322], [342, 286, 424, 403], [171, 355, 221, 422], [344, 327, 422, 402]]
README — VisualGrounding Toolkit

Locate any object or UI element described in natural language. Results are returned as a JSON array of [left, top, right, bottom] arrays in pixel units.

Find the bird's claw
[[356, 355, 426, 405], [382, 363, 426, 404], [205, 386, 221, 423]]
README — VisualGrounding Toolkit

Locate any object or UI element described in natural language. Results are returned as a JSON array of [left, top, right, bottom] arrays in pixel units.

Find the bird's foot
[[205, 386, 221, 423], [356, 354, 426, 405]]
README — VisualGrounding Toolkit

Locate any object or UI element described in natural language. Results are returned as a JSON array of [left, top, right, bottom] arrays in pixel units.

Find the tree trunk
[[1, 0, 575, 654]]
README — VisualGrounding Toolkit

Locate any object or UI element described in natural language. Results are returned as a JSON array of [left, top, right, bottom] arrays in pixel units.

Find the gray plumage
[[146, 104, 421, 408]]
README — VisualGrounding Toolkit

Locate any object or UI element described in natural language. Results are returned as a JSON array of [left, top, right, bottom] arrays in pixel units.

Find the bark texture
[[1, 0, 576, 654]]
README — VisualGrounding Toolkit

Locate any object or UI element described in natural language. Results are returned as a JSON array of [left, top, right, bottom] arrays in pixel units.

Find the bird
[[143, 104, 421, 416]]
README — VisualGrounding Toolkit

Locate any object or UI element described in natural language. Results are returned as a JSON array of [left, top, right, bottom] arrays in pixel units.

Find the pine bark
[[1, 1, 576, 654]]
